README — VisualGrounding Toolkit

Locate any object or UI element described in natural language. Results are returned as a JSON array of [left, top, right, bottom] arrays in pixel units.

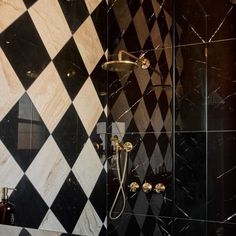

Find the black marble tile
[[142, 0, 156, 31], [99, 225, 107, 236], [53, 37, 89, 100], [207, 221, 236, 236], [90, 169, 107, 221], [19, 228, 31, 236], [107, 8, 122, 53], [207, 132, 236, 223], [201, 1, 236, 41], [157, 8, 169, 42], [207, 40, 236, 130], [23, 0, 37, 8], [127, 0, 141, 18], [52, 104, 88, 167], [175, 0, 207, 45], [51, 171, 88, 233], [158, 50, 170, 83], [173, 218, 206, 236], [123, 22, 141, 52], [91, 0, 107, 51], [175, 132, 206, 219], [175, 44, 206, 131], [90, 55, 108, 108], [0, 93, 49, 172], [107, 214, 173, 236], [9, 175, 48, 228], [0, 12, 50, 90], [58, 0, 89, 33]]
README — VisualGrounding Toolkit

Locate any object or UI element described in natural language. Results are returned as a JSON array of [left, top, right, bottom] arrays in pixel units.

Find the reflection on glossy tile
[[207, 40, 236, 130], [208, 132, 236, 223], [29, 0, 71, 59], [175, 44, 206, 131], [0, 0, 26, 33], [175, 132, 206, 219]]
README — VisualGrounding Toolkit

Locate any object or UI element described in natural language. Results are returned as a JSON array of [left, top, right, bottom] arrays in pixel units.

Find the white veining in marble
[[73, 201, 103, 236], [39, 209, 66, 233]]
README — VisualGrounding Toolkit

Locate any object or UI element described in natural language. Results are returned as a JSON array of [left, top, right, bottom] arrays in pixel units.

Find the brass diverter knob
[[154, 183, 166, 193], [142, 182, 152, 193], [128, 182, 140, 192]]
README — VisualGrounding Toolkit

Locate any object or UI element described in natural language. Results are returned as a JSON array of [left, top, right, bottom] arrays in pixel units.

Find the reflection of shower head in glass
[[101, 50, 150, 72]]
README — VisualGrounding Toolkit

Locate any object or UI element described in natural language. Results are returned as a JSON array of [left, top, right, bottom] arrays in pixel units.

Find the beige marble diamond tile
[[0, 141, 24, 188], [85, 0, 102, 14], [0, 0, 26, 33], [73, 77, 103, 136], [0, 48, 25, 121], [27, 62, 71, 133], [26, 136, 70, 206], [74, 16, 103, 74], [72, 139, 103, 198], [29, 0, 71, 59]]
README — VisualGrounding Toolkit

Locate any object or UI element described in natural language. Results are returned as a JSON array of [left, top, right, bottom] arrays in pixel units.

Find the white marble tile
[[85, 0, 102, 14], [73, 201, 103, 236], [72, 139, 103, 198], [0, 0, 26, 33], [27, 227, 60, 236], [0, 141, 24, 188], [29, 0, 71, 59], [74, 16, 103, 74], [73, 78, 103, 136], [0, 224, 22, 236], [0, 48, 25, 121], [39, 209, 66, 234], [26, 136, 70, 206], [27, 62, 71, 133]]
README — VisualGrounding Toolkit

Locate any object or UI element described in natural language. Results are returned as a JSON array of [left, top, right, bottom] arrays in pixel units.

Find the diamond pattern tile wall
[[0, 0, 107, 234]]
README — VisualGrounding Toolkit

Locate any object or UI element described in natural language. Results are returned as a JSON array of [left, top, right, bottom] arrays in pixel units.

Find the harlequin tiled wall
[[0, 0, 107, 235]]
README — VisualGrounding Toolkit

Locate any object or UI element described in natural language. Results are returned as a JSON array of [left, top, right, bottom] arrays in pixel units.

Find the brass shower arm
[[117, 50, 150, 69]]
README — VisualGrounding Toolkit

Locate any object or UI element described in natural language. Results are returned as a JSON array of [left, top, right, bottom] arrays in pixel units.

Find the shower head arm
[[118, 50, 150, 69]]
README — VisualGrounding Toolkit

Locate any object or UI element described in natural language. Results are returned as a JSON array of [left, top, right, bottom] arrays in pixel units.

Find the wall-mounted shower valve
[[128, 182, 140, 192], [142, 182, 152, 193], [154, 183, 166, 193]]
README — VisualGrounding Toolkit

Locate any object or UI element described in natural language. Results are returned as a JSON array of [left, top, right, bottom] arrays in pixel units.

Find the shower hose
[[109, 147, 129, 220]]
